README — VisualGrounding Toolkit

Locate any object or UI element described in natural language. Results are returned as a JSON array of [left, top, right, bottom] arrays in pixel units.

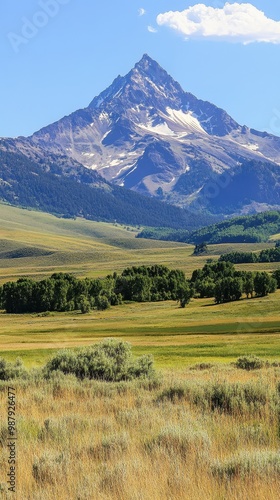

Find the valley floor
[[0, 203, 278, 368], [0, 204, 279, 499]]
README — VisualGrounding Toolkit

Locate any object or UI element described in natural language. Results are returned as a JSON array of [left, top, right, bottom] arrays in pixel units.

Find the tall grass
[[0, 365, 279, 499]]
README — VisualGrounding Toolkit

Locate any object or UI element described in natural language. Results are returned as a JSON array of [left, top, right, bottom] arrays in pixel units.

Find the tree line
[[219, 246, 280, 264], [0, 265, 193, 314], [0, 261, 278, 314], [0, 150, 194, 229]]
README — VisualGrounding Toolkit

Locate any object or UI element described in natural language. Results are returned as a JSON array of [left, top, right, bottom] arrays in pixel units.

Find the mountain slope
[[0, 149, 208, 229]]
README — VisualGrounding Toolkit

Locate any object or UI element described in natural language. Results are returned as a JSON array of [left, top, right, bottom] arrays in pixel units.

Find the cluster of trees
[[191, 261, 277, 304], [193, 243, 208, 255], [0, 265, 193, 314], [0, 272, 131, 314], [220, 246, 280, 264], [114, 265, 192, 305], [202, 210, 280, 245], [136, 227, 190, 242]]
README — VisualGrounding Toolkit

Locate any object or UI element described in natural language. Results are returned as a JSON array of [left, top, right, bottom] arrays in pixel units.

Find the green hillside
[[137, 211, 280, 244], [0, 203, 194, 283]]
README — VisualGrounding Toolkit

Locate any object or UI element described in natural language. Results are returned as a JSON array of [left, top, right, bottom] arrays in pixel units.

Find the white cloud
[[138, 8, 146, 17], [148, 25, 157, 33], [156, 3, 280, 44]]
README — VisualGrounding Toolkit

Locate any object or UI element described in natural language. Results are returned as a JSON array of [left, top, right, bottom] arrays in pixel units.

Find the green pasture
[[0, 203, 279, 369], [0, 292, 279, 368]]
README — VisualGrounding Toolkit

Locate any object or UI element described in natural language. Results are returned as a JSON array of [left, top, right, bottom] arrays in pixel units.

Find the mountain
[[24, 54, 280, 214], [1, 54, 280, 218]]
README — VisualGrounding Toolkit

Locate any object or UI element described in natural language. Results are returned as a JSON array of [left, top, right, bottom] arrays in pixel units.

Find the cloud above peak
[[157, 3, 280, 44]]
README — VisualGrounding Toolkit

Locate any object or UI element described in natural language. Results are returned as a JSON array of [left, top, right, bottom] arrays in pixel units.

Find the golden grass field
[[0, 203, 279, 499], [0, 367, 280, 499]]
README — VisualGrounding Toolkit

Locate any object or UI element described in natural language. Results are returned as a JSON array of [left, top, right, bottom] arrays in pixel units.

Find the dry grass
[[0, 366, 279, 499]]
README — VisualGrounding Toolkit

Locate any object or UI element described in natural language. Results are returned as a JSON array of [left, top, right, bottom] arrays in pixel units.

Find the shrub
[[157, 385, 187, 403], [92, 432, 129, 460], [38, 418, 70, 443], [128, 354, 154, 379], [0, 424, 9, 446], [32, 451, 68, 484], [146, 424, 210, 458], [44, 339, 155, 382], [235, 355, 264, 370], [99, 463, 127, 493], [0, 357, 28, 380], [43, 350, 79, 377], [157, 380, 269, 414], [208, 381, 268, 414], [211, 450, 280, 479], [190, 362, 215, 370], [241, 424, 270, 446]]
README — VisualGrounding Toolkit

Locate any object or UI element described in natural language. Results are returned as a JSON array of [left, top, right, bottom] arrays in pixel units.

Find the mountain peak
[[131, 54, 174, 86], [88, 54, 182, 112], [134, 53, 158, 72]]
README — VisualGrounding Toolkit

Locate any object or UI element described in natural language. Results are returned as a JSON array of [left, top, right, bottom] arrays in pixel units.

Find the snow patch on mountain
[[165, 108, 208, 135], [138, 121, 175, 136], [136, 108, 208, 138], [242, 143, 259, 151]]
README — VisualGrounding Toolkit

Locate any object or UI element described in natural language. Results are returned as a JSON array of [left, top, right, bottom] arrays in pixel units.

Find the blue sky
[[1, 1, 280, 137]]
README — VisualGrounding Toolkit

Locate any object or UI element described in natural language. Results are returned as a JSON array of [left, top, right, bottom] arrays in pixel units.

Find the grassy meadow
[[1, 293, 280, 369], [0, 367, 280, 499], [0, 203, 279, 499]]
